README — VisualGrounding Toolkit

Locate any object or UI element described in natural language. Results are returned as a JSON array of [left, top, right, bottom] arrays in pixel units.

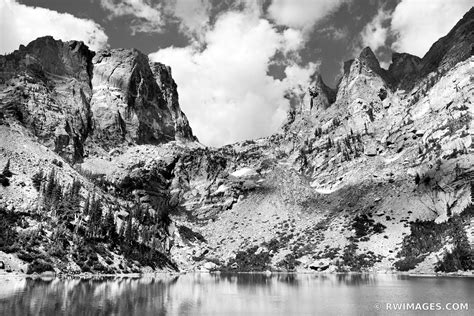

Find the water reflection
[[0, 274, 472, 315]]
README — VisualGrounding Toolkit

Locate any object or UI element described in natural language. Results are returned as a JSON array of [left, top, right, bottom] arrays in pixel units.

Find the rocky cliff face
[[0, 36, 94, 162], [0, 9, 473, 275], [0, 36, 196, 274], [419, 7, 474, 77], [388, 52, 421, 88], [150, 62, 196, 142], [90, 49, 196, 150], [0, 37, 196, 162]]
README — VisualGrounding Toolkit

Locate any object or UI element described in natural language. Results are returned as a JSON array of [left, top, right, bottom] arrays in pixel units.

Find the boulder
[[364, 141, 378, 156], [203, 261, 218, 271], [309, 258, 332, 271]]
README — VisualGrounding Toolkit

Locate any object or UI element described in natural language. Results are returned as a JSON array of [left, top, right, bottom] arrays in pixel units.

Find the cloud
[[99, 0, 212, 39], [150, 11, 316, 146], [98, 0, 262, 42], [167, 0, 212, 40], [360, 8, 390, 52], [319, 26, 348, 40], [281, 28, 305, 53], [267, 0, 347, 31], [390, 0, 472, 57], [0, 0, 108, 53], [100, 0, 164, 34]]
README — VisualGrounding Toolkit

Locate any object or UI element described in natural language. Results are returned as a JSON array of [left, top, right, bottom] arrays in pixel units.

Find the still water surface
[[0, 273, 473, 315]]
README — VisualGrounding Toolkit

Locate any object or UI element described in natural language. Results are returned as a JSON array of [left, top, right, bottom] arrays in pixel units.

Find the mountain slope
[[0, 36, 196, 274], [0, 9, 473, 275]]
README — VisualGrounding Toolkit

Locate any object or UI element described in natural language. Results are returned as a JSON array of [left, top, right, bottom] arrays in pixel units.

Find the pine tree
[[2, 159, 12, 177], [31, 169, 44, 191], [103, 210, 117, 240], [118, 221, 126, 241], [89, 197, 103, 238], [45, 168, 56, 197], [327, 137, 332, 149], [69, 178, 81, 200], [414, 173, 421, 185], [134, 204, 143, 223], [125, 214, 134, 246], [83, 193, 92, 216], [51, 184, 63, 215]]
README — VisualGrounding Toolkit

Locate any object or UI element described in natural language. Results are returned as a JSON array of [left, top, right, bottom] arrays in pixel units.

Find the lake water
[[0, 273, 472, 315]]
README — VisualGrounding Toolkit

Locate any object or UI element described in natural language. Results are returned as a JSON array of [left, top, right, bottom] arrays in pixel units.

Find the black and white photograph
[[0, 0, 473, 315]]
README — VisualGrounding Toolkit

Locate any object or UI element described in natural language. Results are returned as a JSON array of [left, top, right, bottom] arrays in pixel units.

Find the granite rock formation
[[0, 8, 473, 275]]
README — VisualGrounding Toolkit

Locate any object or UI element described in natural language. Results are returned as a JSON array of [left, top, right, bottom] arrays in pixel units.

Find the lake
[[0, 273, 472, 315]]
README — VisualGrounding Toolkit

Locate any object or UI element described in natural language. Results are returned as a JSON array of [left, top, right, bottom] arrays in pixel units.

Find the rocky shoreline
[[1, 270, 473, 280]]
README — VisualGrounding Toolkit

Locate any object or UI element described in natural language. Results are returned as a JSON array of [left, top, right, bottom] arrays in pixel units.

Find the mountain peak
[[388, 52, 422, 87], [419, 6, 474, 76], [0, 37, 196, 161], [91, 46, 196, 148], [358, 46, 382, 73], [1, 35, 94, 83]]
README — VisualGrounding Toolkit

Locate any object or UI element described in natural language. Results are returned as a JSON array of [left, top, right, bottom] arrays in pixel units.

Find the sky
[[0, 0, 472, 146]]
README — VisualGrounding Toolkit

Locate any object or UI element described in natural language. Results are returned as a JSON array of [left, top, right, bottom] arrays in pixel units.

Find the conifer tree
[[45, 168, 56, 197], [2, 159, 12, 177], [103, 210, 117, 241], [125, 214, 134, 246], [83, 193, 91, 216], [31, 169, 44, 191], [89, 197, 103, 238]]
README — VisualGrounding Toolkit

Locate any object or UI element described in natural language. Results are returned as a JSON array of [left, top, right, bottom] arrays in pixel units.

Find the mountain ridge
[[0, 8, 473, 275]]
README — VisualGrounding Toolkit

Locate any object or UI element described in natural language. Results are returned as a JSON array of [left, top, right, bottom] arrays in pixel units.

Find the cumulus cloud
[[0, 0, 108, 53], [391, 0, 472, 56], [267, 0, 347, 31], [100, 0, 164, 34], [150, 11, 316, 146], [281, 28, 305, 53], [168, 0, 211, 40], [360, 8, 390, 52], [99, 0, 212, 39]]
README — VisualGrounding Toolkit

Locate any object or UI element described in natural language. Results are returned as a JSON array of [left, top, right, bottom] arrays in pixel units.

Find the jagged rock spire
[[358, 47, 382, 73]]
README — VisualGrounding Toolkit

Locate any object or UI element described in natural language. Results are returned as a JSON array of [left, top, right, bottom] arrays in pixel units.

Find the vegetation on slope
[[1, 168, 178, 274], [394, 203, 473, 272]]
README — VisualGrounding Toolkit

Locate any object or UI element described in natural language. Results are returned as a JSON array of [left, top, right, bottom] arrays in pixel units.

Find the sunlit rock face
[[0, 38, 196, 161], [90, 49, 196, 150], [149, 62, 196, 142], [336, 47, 388, 106], [302, 74, 336, 114], [0, 36, 94, 162]]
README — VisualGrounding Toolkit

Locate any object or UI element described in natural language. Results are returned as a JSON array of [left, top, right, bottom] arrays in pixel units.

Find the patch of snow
[[384, 150, 405, 164], [214, 184, 229, 194], [311, 183, 338, 194], [231, 167, 257, 178]]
